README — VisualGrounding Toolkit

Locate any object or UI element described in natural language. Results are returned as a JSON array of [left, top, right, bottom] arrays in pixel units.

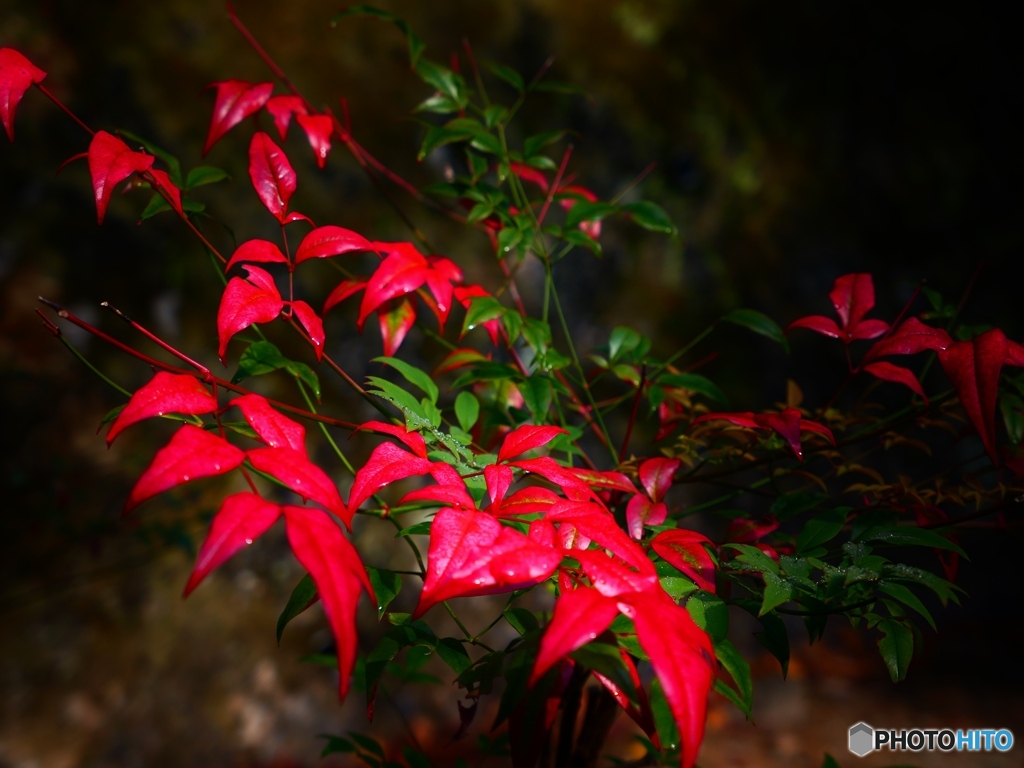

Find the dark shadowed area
[[2, 1, 1023, 767]]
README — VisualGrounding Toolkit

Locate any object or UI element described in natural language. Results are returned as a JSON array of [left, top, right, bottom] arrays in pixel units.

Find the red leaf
[[510, 162, 550, 192], [231, 393, 306, 454], [353, 421, 428, 459], [359, 244, 429, 326], [283, 504, 372, 699], [216, 266, 284, 364], [863, 361, 928, 402], [294, 225, 373, 264], [263, 94, 307, 139], [248, 131, 297, 223], [625, 495, 667, 540], [0, 48, 46, 141], [494, 487, 562, 518], [937, 329, 1009, 465], [413, 507, 561, 618], [725, 515, 779, 543], [497, 425, 569, 463], [224, 239, 288, 273], [398, 462, 476, 510], [296, 112, 334, 168], [694, 408, 833, 460], [569, 468, 639, 495], [107, 371, 217, 444], [125, 425, 244, 514], [377, 296, 417, 356], [433, 347, 489, 376], [204, 80, 273, 155], [547, 500, 651, 573], [183, 492, 281, 596], [530, 586, 619, 684], [323, 277, 367, 315], [510, 457, 596, 501], [347, 441, 434, 518], [866, 317, 952, 359], [247, 446, 348, 525], [484, 464, 514, 506], [625, 592, 714, 768], [289, 300, 325, 360], [147, 169, 182, 216], [787, 315, 841, 338], [638, 457, 680, 502], [422, 255, 464, 329], [87, 131, 155, 224], [651, 529, 716, 593]]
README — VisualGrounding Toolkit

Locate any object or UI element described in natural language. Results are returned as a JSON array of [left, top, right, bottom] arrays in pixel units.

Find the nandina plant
[[4, 8, 1023, 767]]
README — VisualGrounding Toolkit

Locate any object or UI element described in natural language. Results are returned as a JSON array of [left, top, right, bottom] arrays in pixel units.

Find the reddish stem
[[619, 365, 646, 459], [101, 301, 211, 378], [537, 144, 574, 227], [33, 83, 94, 136]]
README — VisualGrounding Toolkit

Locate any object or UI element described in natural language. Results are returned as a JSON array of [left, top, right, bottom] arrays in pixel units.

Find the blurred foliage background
[[1, 1, 1022, 766]]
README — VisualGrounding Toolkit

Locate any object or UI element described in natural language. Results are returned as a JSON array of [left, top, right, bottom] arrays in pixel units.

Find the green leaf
[[876, 618, 913, 682], [754, 610, 790, 677], [286, 361, 321, 399], [434, 637, 473, 674], [276, 573, 318, 645], [349, 732, 386, 760], [415, 59, 466, 103], [484, 60, 525, 91], [656, 561, 700, 601], [418, 125, 474, 160], [726, 543, 780, 575], [722, 309, 790, 352], [185, 165, 229, 189], [685, 590, 729, 641], [649, 677, 680, 751], [523, 130, 566, 158], [571, 642, 639, 705], [454, 391, 480, 432], [233, 340, 288, 382], [466, 201, 494, 225], [365, 566, 402, 620], [859, 526, 967, 557], [713, 639, 753, 718], [483, 104, 508, 128], [795, 507, 848, 554], [622, 200, 676, 235], [821, 755, 841, 768], [658, 372, 729, 404], [396, 520, 433, 537], [881, 564, 961, 606], [320, 734, 357, 757], [373, 356, 439, 404], [504, 606, 540, 635], [415, 92, 460, 115], [560, 227, 602, 256], [462, 296, 507, 333], [608, 326, 641, 361], [563, 200, 618, 229], [760, 571, 793, 615], [301, 653, 338, 667], [520, 376, 553, 421], [496, 225, 523, 255], [878, 582, 935, 630], [366, 376, 425, 417], [99, 404, 125, 427], [331, 6, 426, 67]]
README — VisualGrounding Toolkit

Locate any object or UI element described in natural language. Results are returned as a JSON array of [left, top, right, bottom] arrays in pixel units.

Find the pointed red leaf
[[88, 131, 155, 224], [294, 225, 373, 264], [625, 495, 667, 540], [725, 515, 779, 543], [510, 162, 550, 192], [353, 420, 428, 459], [867, 317, 952, 360], [296, 112, 334, 168], [498, 425, 569, 463], [510, 457, 596, 501], [494, 487, 562, 518], [639, 457, 680, 502], [753, 408, 804, 459], [412, 507, 561, 618], [569, 469, 639, 495], [289, 300, 325, 360], [547, 500, 651, 572], [359, 244, 429, 325], [183, 492, 281, 596], [849, 318, 889, 341], [216, 267, 284, 363], [283, 505, 372, 699], [787, 315, 842, 338], [1006, 340, 1024, 368], [224, 239, 288, 273], [863, 361, 928, 402], [398, 461, 476, 510], [323, 277, 367, 315], [530, 586, 619, 684], [107, 371, 217, 444], [651, 529, 716, 593], [203, 80, 273, 155], [125, 425, 244, 514], [484, 464, 514, 506], [247, 446, 348, 525], [377, 296, 417, 356], [231, 393, 306, 454], [0, 48, 46, 141], [691, 411, 761, 431], [347, 441, 434, 518], [937, 329, 1009, 465], [147, 169, 182, 216], [248, 131, 296, 223], [830, 273, 875, 329], [625, 592, 714, 768], [263, 94, 307, 139], [422, 255, 463, 328]]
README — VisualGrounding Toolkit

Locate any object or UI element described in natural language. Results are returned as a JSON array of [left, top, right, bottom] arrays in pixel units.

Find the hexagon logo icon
[[849, 722, 874, 756]]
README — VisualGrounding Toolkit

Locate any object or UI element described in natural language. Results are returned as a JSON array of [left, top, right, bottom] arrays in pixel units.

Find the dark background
[[1, 2, 1022, 766]]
